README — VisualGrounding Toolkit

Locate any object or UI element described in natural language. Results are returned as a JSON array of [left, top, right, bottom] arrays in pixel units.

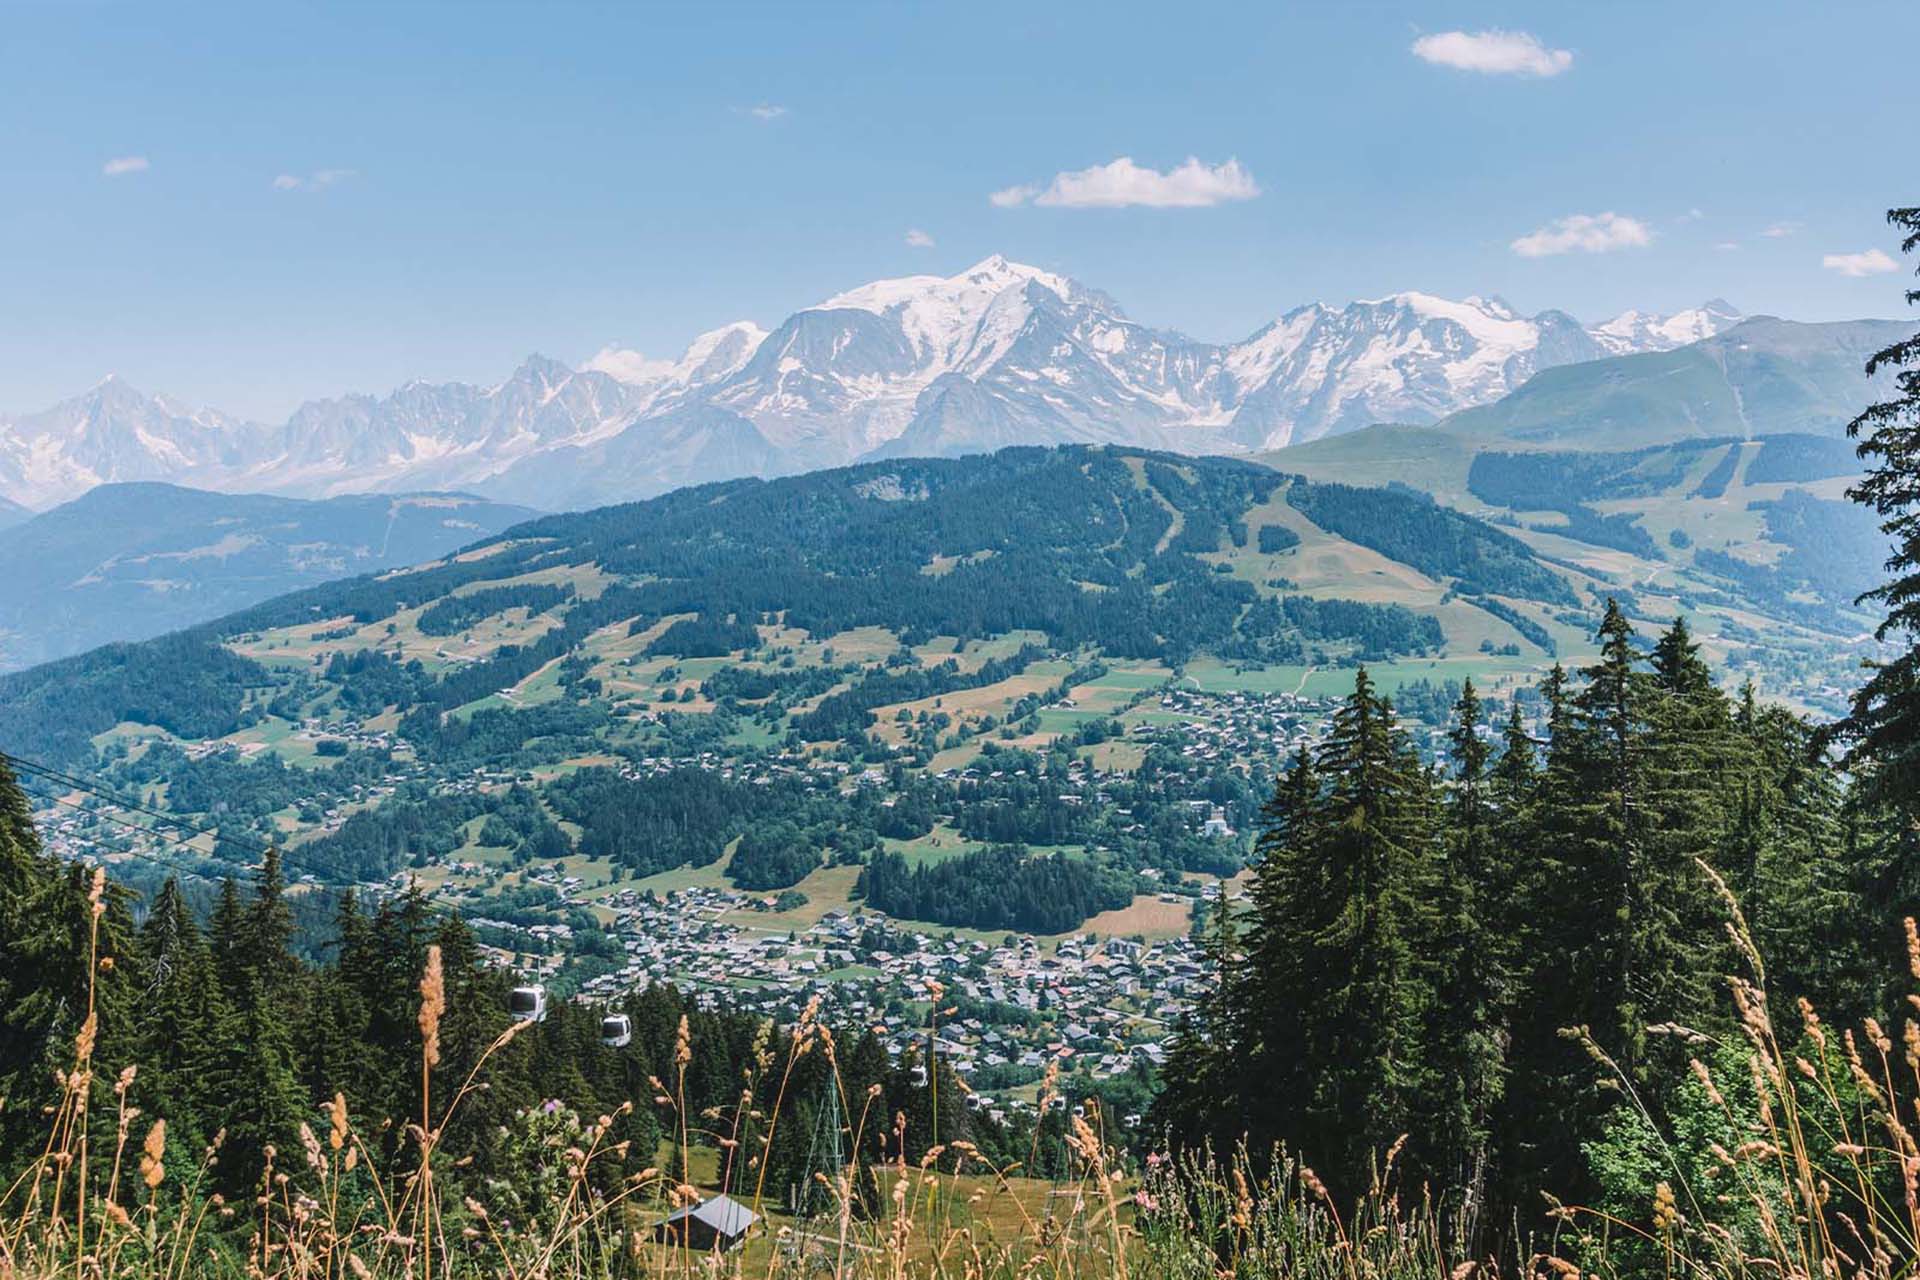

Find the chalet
[[652, 1193, 759, 1251]]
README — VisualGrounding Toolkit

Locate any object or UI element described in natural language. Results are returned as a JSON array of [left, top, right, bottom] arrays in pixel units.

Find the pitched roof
[[657, 1193, 759, 1237]]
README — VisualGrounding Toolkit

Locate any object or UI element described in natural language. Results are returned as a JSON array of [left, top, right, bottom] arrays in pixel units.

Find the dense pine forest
[[1152, 608, 1898, 1232]]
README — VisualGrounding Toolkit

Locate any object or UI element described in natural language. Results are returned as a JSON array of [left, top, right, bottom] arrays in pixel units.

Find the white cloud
[[1510, 211, 1654, 258], [1823, 249, 1900, 277], [102, 155, 149, 177], [1677, 207, 1705, 223], [904, 228, 935, 248], [747, 104, 787, 121], [1412, 29, 1572, 77], [273, 168, 355, 193], [1714, 241, 1741, 252], [1761, 221, 1800, 239], [991, 156, 1259, 210]]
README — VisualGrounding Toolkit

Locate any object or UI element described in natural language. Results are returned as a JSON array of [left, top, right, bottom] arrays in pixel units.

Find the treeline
[[1154, 602, 1900, 1247], [644, 613, 761, 657], [1467, 440, 1731, 510], [792, 643, 1046, 742], [857, 845, 1137, 933], [1745, 432, 1862, 484], [1286, 477, 1577, 605], [1229, 593, 1444, 662], [415, 582, 575, 637], [1687, 442, 1742, 499]]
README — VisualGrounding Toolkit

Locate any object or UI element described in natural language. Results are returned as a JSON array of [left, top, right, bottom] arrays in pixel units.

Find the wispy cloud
[[746, 104, 787, 121], [1761, 221, 1801, 239], [1822, 249, 1899, 277], [904, 228, 935, 248], [1412, 29, 1572, 77], [1511, 211, 1653, 258], [1714, 241, 1741, 252], [1677, 208, 1705, 223], [272, 168, 356, 193], [991, 156, 1259, 210], [102, 155, 149, 177]]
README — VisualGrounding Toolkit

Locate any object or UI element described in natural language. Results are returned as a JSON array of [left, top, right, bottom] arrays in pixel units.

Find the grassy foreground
[[7, 865, 1920, 1279]]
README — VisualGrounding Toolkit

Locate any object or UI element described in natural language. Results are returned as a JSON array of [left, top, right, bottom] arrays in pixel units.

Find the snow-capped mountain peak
[[1592, 299, 1742, 353], [583, 320, 769, 396], [816, 256, 1080, 372]]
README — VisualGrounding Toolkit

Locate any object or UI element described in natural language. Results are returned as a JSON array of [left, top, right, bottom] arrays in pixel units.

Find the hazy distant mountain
[[0, 258, 1760, 511], [0, 377, 274, 511], [1440, 316, 1907, 449], [0, 483, 535, 670]]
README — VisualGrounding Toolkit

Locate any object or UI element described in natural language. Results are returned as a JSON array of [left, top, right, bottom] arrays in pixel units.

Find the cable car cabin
[[599, 1013, 632, 1047], [908, 1064, 929, 1087], [508, 986, 547, 1023], [1046, 1096, 1067, 1113]]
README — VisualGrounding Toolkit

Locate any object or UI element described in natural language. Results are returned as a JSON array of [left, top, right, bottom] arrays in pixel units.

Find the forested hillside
[[0, 445, 1599, 946]]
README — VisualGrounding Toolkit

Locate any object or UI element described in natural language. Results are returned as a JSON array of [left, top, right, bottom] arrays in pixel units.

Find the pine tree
[[1153, 870, 1247, 1149], [136, 879, 230, 1149], [1837, 207, 1920, 809], [1257, 670, 1436, 1192], [240, 844, 297, 999], [1414, 681, 1511, 1231], [1636, 616, 1739, 1056]]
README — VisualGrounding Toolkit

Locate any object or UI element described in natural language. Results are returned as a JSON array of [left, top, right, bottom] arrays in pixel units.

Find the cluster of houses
[[574, 885, 1221, 1091]]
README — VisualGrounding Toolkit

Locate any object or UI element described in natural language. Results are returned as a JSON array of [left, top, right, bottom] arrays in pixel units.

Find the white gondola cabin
[[508, 985, 547, 1023], [599, 1013, 632, 1047]]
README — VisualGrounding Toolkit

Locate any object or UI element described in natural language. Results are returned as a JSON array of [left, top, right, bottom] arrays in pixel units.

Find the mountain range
[[0, 259, 1764, 512]]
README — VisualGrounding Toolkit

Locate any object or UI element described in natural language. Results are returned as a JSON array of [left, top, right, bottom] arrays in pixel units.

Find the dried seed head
[[141, 1118, 167, 1189], [417, 945, 444, 1070], [1653, 1181, 1678, 1231]]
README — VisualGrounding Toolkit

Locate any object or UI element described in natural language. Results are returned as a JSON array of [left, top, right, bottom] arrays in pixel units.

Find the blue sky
[[3, 0, 1913, 420]]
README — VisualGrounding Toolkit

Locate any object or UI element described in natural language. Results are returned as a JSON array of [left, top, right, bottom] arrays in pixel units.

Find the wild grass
[[7, 858, 1920, 1280]]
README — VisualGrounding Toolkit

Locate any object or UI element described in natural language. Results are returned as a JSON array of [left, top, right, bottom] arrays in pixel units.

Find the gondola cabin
[[508, 985, 547, 1023], [599, 1013, 632, 1047]]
